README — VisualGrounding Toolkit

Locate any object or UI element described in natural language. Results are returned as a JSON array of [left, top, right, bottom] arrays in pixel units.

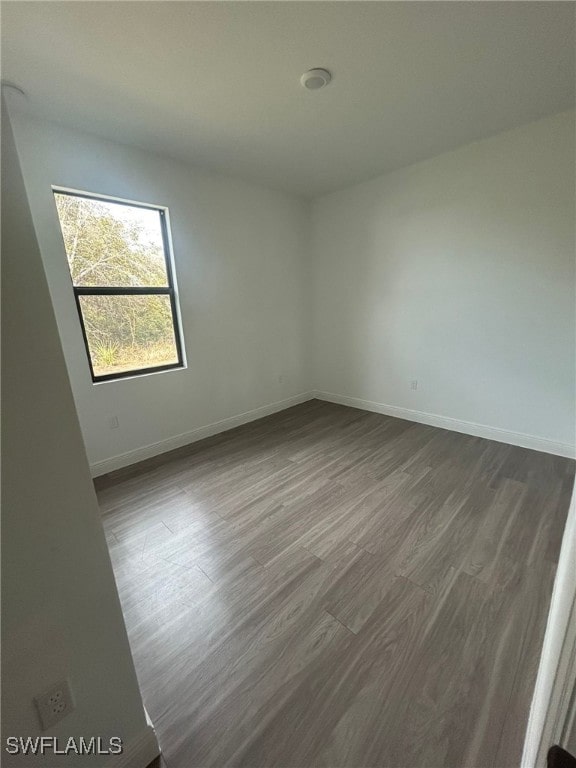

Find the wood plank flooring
[[96, 400, 575, 768]]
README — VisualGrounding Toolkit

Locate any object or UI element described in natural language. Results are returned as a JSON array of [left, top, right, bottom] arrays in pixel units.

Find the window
[[53, 189, 184, 382]]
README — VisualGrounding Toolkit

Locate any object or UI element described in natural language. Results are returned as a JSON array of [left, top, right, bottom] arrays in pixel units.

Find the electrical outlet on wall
[[107, 415, 119, 429], [278, 374, 285, 384], [410, 379, 418, 391], [34, 679, 75, 730]]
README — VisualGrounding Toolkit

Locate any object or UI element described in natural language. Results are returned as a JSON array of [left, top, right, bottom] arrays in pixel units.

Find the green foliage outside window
[[54, 193, 180, 378]]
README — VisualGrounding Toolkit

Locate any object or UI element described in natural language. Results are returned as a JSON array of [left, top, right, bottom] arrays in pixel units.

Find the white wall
[[1, 102, 157, 766], [10, 113, 310, 474], [10, 109, 576, 469], [312, 111, 576, 455]]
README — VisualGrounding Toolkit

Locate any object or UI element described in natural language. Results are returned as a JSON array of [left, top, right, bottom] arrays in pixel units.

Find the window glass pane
[[54, 193, 169, 287], [79, 294, 179, 377]]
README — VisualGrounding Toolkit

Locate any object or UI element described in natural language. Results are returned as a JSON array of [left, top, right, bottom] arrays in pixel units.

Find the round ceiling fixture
[[300, 68, 332, 91]]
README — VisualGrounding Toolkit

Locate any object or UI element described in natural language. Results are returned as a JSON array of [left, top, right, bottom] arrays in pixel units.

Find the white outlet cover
[[34, 679, 74, 731]]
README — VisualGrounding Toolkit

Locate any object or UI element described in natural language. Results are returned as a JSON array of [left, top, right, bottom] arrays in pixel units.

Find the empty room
[[2, 2, 576, 767]]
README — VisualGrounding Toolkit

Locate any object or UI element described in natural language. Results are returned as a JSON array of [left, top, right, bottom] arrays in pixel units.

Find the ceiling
[[2, 1, 574, 198]]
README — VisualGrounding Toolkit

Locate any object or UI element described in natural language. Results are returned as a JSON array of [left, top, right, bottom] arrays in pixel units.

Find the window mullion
[[73, 286, 171, 296]]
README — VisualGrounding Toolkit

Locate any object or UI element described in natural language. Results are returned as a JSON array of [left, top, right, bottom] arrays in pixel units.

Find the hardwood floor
[[96, 400, 575, 768]]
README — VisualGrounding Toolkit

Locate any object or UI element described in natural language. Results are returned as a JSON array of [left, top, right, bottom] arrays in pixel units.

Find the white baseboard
[[105, 724, 159, 768], [314, 390, 576, 458], [91, 392, 314, 476], [92, 388, 574, 476]]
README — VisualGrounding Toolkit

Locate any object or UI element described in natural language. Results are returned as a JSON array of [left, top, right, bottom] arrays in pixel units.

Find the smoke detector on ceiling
[[300, 68, 332, 91]]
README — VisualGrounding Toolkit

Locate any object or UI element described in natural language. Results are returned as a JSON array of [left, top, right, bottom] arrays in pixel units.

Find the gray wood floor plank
[[95, 400, 575, 768]]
